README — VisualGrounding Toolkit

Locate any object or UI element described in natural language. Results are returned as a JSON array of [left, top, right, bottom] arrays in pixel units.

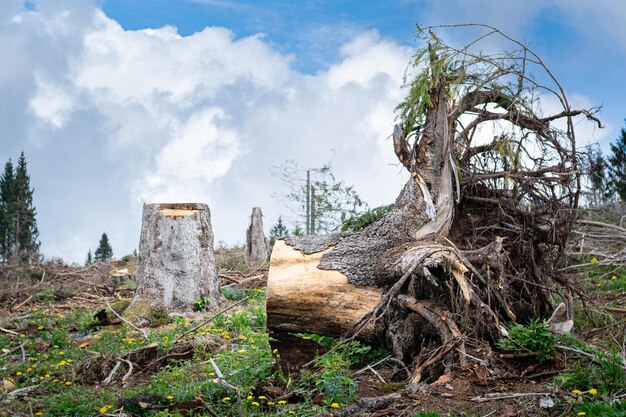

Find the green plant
[[574, 400, 626, 417], [497, 319, 557, 362], [41, 385, 117, 416], [556, 348, 626, 395], [34, 288, 55, 301], [221, 285, 248, 301], [341, 204, 395, 232], [315, 352, 358, 407]]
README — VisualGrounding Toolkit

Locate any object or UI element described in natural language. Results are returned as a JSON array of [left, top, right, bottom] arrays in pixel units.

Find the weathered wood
[[266, 240, 382, 340], [266, 75, 460, 363], [245, 207, 269, 264], [125, 203, 219, 326]]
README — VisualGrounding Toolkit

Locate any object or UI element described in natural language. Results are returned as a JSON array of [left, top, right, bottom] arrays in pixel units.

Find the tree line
[[0, 152, 40, 264], [586, 120, 626, 205]]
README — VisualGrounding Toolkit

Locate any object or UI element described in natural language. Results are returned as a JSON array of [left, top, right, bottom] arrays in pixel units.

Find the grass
[[0, 287, 374, 416], [2, 239, 625, 416]]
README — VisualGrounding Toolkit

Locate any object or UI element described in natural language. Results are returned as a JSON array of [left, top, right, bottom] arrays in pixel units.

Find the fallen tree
[[267, 24, 603, 382]]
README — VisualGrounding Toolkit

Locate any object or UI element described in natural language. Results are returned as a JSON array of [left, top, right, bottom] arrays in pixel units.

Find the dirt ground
[[0, 257, 624, 417]]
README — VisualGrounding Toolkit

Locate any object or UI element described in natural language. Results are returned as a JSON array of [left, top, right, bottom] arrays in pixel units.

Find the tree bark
[[266, 76, 472, 362], [124, 203, 219, 326], [245, 207, 269, 264]]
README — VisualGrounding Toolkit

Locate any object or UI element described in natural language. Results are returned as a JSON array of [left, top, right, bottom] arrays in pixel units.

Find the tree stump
[[124, 203, 219, 326], [245, 207, 269, 264]]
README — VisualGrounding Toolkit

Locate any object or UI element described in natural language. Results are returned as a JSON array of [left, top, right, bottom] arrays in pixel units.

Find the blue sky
[[1, 0, 624, 262]]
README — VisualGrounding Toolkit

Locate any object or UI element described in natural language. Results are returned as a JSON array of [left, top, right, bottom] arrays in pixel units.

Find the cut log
[[266, 240, 382, 341], [125, 203, 219, 326], [245, 207, 269, 264]]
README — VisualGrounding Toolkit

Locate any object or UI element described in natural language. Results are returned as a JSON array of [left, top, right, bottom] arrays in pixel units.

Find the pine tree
[[269, 216, 290, 246], [585, 145, 609, 206], [13, 152, 40, 263], [85, 249, 93, 266], [94, 233, 113, 262], [0, 160, 15, 263], [608, 122, 626, 201]]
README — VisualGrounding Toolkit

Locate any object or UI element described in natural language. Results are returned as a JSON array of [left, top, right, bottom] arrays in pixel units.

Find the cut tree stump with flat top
[[124, 203, 219, 326]]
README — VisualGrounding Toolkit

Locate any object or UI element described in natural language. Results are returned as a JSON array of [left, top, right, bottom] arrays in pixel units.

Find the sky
[[1, 0, 625, 263]]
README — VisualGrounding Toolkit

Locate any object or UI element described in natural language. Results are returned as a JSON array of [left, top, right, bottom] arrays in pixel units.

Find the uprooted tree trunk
[[124, 203, 219, 326], [267, 25, 603, 382]]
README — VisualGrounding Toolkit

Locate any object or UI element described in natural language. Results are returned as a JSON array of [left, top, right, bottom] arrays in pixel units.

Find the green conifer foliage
[[13, 152, 40, 263], [0, 160, 15, 263], [608, 122, 626, 201], [94, 233, 113, 262], [0, 153, 39, 264], [269, 216, 290, 246]]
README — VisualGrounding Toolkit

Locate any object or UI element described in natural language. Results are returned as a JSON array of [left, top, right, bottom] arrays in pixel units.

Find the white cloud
[[3, 2, 414, 261], [29, 73, 75, 128], [10, 1, 612, 263]]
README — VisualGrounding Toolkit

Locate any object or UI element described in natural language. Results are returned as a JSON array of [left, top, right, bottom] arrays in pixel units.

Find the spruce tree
[[94, 233, 113, 262], [585, 145, 609, 206], [0, 160, 15, 263], [13, 152, 40, 263], [85, 249, 93, 266], [608, 122, 626, 201], [269, 216, 289, 246]]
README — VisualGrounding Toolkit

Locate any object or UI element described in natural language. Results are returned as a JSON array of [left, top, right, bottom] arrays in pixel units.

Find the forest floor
[[0, 222, 625, 417]]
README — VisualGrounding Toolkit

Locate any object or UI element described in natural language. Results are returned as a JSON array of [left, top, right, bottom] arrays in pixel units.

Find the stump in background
[[246, 207, 269, 265], [124, 203, 219, 326]]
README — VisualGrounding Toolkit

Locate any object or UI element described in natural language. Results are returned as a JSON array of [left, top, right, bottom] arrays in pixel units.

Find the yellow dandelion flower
[[272, 349, 278, 354], [278, 400, 287, 405], [596, 283, 602, 287], [45, 374, 50, 378], [53, 345, 59, 349], [612, 276, 617, 280], [223, 397, 231, 401], [35, 413, 43, 416], [20, 333, 26, 338], [572, 389, 582, 395], [251, 402, 260, 406], [258, 396, 266, 400], [331, 403, 340, 408], [577, 413, 586, 416], [247, 395, 253, 400], [38, 326, 44, 330], [289, 411, 295, 415], [99, 405, 112, 413], [590, 257, 598, 263], [65, 381, 72, 386], [67, 359, 72, 363], [59, 351, 65, 355], [16, 372, 22, 376], [209, 372, 215, 377], [268, 401, 275, 406], [589, 388, 598, 395], [166, 395, 174, 400], [163, 336, 169, 341]]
